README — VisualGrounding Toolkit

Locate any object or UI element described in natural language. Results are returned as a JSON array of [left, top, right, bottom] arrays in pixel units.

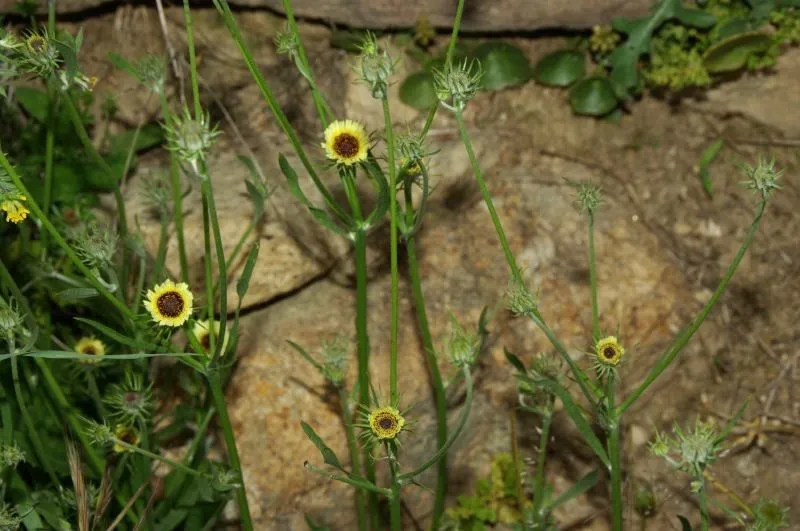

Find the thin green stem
[[445, 0, 466, 65], [207, 370, 253, 531], [62, 95, 130, 287], [0, 151, 136, 321], [404, 186, 447, 529], [453, 110, 520, 280], [182, 0, 202, 118], [202, 177, 228, 363], [588, 212, 600, 341], [339, 388, 367, 531], [608, 383, 623, 531], [153, 216, 169, 281], [382, 97, 400, 405], [388, 442, 402, 531], [201, 192, 217, 355], [10, 353, 59, 485], [531, 413, 552, 526], [617, 201, 767, 416], [41, 90, 55, 256], [112, 438, 203, 478], [158, 93, 189, 283], [698, 483, 709, 531], [211, 221, 255, 303]]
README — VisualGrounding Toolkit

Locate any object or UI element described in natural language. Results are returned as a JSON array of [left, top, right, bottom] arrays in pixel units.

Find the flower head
[[433, 58, 483, 111], [367, 406, 405, 440], [1, 197, 29, 224], [505, 275, 537, 317], [572, 182, 603, 215], [75, 337, 106, 364], [105, 372, 153, 424], [749, 498, 789, 531], [144, 280, 193, 327], [112, 424, 141, 453], [358, 32, 395, 99], [650, 418, 721, 478], [274, 25, 299, 57], [322, 120, 369, 166], [164, 107, 219, 168], [741, 156, 783, 200], [447, 312, 482, 368], [595, 336, 624, 366], [73, 223, 118, 268], [590, 25, 621, 54], [192, 319, 229, 356], [0, 299, 25, 342], [0, 444, 25, 470]]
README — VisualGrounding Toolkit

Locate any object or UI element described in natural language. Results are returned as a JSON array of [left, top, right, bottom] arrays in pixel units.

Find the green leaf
[[0, 351, 197, 362], [697, 138, 724, 198], [330, 29, 371, 53], [108, 122, 164, 156], [363, 160, 390, 226], [569, 77, 618, 116], [304, 514, 332, 531], [74, 317, 155, 350], [399, 72, 438, 111], [714, 398, 750, 446], [288, 340, 324, 373], [56, 287, 98, 304], [532, 50, 585, 87], [677, 515, 693, 531], [473, 42, 531, 90], [52, 163, 86, 201], [236, 242, 260, 301], [503, 348, 526, 373], [301, 421, 344, 471], [547, 469, 600, 510], [703, 32, 772, 74], [15, 87, 50, 123]]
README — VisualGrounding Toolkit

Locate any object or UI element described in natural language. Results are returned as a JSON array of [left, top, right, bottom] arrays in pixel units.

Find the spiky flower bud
[[650, 418, 721, 478], [358, 33, 395, 99], [319, 336, 348, 386], [447, 313, 481, 368], [748, 498, 789, 531], [741, 156, 783, 200], [274, 25, 300, 58], [433, 59, 483, 111], [0, 503, 21, 531], [518, 353, 562, 415], [104, 371, 153, 425], [134, 54, 166, 94], [73, 223, 118, 269], [0, 299, 25, 343], [140, 171, 172, 218], [83, 420, 114, 447], [164, 107, 220, 170], [0, 444, 25, 470], [505, 276, 537, 317], [572, 182, 603, 215]]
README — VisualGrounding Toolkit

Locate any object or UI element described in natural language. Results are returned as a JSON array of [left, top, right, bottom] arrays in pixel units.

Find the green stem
[[201, 192, 217, 355], [0, 151, 136, 322], [207, 370, 253, 531], [211, 221, 255, 305], [588, 212, 600, 341], [62, 95, 130, 289], [698, 482, 709, 531], [153, 215, 169, 281], [158, 93, 190, 283], [617, 201, 767, 415], [531, 412, 552, 526], [405, 214, 447, 528], [40, 0, 56, 255], [339, 387, 367, 531], [444, 0, 466, 65], [183, 0, 202, 118], [608, 383, 623, 531], [382, 97, 400, 405], [10, 353, 58, 484], [201, 177, 228, 363], [453, 111, 520, 280], [388, 442, 402, 531]]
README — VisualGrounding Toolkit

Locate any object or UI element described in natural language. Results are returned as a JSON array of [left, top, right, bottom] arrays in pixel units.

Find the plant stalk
[[588, 212, 600, 341], [338, 387, 367, 531], [532, 412, 552, 526]]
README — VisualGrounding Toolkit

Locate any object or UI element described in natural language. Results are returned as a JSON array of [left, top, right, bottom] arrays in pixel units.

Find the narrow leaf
[[56, 288, 99, 304], [504, 348, 527, 373], [677, 515, 693, 531], [301, 422, 344, 471], [287, 341, 324, 373], [236, 243, 260, 301], [547, 469, 599, 510]]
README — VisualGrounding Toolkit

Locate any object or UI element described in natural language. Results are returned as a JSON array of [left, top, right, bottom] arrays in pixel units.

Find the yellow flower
[[322, 120, 369, 166], [595, 336, 624, 366], [144, 280, 193, 327], [75, 337, 106, 364], [1, 197, 29, 224], [112, 424, 140, 453], [25, 34, 47, 54], [192, 319, 228, 355], [368, 406, 405, 440]]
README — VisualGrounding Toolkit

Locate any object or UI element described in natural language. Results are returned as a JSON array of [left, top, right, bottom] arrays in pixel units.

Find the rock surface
[[7, 0, 653, 31]]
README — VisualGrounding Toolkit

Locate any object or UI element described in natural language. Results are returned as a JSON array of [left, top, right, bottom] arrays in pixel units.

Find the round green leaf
[[399, 71, 438, 111], [568, 77, 618, 116], [473, 42, 531, 90], [533, 50, 585, 87], [703, 32, 772, 74]]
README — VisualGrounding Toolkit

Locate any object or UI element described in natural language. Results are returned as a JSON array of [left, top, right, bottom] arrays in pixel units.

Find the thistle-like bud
[[73, 222, 118, 269], [0, 504, 21, 531], [18, 31, 60, 78], [433, 59, 483, 111], [319, 336, 348, 386], [164, 107, 220, 170], [139, 171, 172, 218], [274, 25, 299, 58], [358, 32, 395, 99], [0, 444, 25, 470], [650, 418, 720, 478], [748, 498, 789, 531], [447, 313, 481, 368], [104, 371, 153, 425], [572, 182, 603, 215], [741, 156, 783, 200], [518, 353, 562, 415], [0, 299, 25, 342], [134, 54, 166, 94], [505, 275, 537, 317], [83, 419, 114, 447]]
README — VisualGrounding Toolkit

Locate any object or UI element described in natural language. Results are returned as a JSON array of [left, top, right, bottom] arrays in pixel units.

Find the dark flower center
[[82, 346, 97, 355], [156, 291, 184, 318], [29, 37, 46, 53], [119, 429, 137, 444], [603, 347, 617, 359], [201, 332, 210, 350], [124, 392, 139, 406], [378, 415, 396, 431], [333, 133, 360, 158]]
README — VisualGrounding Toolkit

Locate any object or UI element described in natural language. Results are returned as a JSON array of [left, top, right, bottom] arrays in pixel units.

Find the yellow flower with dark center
[[25, 34, 47, 54], [368, 406, 405, 440], [595, 336, 624, 366], [112, 424, 140, 453], [75, 337, 106, 364], [1, 197, 29, 224], [322, 120, 369, 166], [192, 319, 228, 355], [144, 280, 193, 327]]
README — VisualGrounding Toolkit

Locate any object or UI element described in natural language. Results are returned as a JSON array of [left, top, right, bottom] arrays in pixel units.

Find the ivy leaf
[[399, 72, 438, 111], [532, 50, 585, 87], [473, 42, 531, 90], [569, 77, 618, 116], [702, 32, 772, 73]]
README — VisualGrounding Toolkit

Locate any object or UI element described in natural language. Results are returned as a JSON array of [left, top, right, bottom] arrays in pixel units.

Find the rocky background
[[8, 1, 800, 529]]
